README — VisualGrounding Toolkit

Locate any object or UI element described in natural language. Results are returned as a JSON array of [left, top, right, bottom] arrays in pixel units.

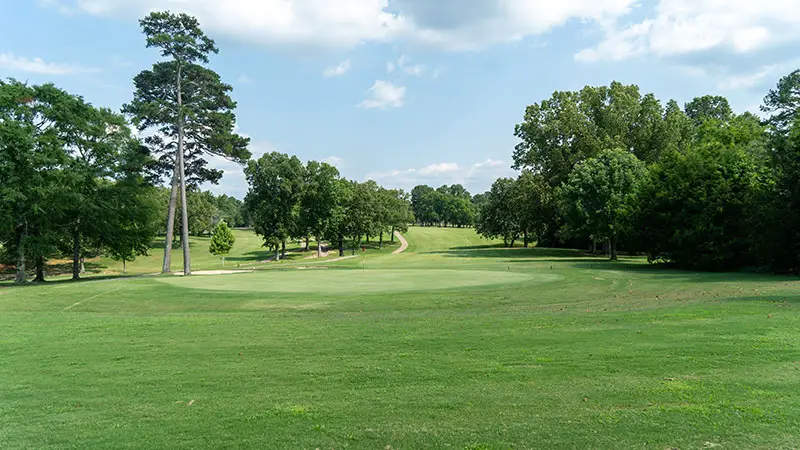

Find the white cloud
[[577, 0, 800, 62], [323, 59, 351, 77], [386, 54, 425, 76], [358, 80, 406, 109], [236, 74, 254, 84], [365, 158, 517, 192], [45, 0, 638, 50], [470, 159, 504, 170], [419, 162, 459, 176], [0, 52, 99, 75], [323, 156, 344, 167], [717, 65, 779, 90]]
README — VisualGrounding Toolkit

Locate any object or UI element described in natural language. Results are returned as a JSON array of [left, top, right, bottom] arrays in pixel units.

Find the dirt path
[[393, 231, 409, 254]]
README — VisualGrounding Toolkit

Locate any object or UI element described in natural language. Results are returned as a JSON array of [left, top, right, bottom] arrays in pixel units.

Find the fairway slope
[[157, 268, 558, 293], [1, 227, 799, 449]]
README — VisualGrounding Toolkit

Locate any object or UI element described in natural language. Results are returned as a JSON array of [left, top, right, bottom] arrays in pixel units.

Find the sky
[[2, 0, 799, 199]]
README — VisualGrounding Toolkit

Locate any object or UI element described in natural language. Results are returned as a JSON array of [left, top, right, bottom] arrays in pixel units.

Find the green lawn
[[1, 227, 799, 448]]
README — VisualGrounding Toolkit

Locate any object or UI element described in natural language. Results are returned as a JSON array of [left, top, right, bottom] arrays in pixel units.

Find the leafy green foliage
[[209, 220, 236, 265], [244, 152, 305, 258], [298, 161, 340, 249], [103, 182, 161, 274], [411, 184, 475, 227], [475, 178, 521, 246], [513, 82, 690, 189], [558, 149, 646, 259], [761, 69, 800, 134], [637, 144, 763, 270], [684, 95, 733, 125]]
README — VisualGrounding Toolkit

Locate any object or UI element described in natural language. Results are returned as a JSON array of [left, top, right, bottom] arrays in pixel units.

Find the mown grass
[[1, 227, 799, 449]]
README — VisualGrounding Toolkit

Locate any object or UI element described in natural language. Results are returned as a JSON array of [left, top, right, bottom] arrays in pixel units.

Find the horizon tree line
[[475, 73, 800, 273]]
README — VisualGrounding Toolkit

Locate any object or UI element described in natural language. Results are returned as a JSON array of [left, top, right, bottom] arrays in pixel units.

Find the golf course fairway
[[1, 227, 799, 449]]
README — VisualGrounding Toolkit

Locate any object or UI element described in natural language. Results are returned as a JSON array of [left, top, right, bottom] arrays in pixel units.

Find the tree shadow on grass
[[0, 273, 142, 287], [423, 246, 587, 259], [425, 245, 800, 282]]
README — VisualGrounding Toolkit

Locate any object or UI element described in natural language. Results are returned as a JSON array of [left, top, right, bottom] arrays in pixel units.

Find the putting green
[[156, 269, 560, 294]]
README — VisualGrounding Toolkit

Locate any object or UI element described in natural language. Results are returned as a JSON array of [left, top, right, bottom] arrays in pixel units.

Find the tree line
[[475, 76, 800, 272], [0, 11, 251, 283], [410, 184, 477, 227], [0, 10, 416, 284], [154, 188, 249, 237], [0, 80, 161, 282], [244, 152, 414, 260]]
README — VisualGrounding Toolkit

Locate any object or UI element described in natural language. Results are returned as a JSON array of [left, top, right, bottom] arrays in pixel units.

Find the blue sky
[[3, 1, 798, 198]]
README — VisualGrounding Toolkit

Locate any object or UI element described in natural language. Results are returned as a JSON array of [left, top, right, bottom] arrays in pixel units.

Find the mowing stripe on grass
[[63, 286, 121, 311]]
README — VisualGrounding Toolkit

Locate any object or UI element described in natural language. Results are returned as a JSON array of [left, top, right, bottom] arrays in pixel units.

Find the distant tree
[[476, 178, 521, 247], [373, 187, 392, 248], [245, 152, 305, 260], [660, 99, 695, 154], [345, 180, 379, 254], [447, 184, 471, 200], [215, 194, 244, 227], [299, 160, 340, 256], [184, 190, 218, 236], [209, 220, 236, 266], [559, 149, 646, 260], [385, 189, 414, 242], [411, 185, 439, 226], [321, 178, 353, 257], [471, 193, 488, 211], [684, 95, 733, 126], [125, 11, 250, 275], [515, 171, 554, 248], [762, 69, 800, 135], [104, 181, 161, 275]]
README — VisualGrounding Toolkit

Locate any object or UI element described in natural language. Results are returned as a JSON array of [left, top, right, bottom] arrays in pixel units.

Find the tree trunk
[[162, 168, 179, 273], [379, 231, 383, 249], [523, 230, 529, 248], [122, 259, 127, 274], [338, 236, 344, 257], [222, 256, 225, 267], [305, 236, 309, 252], [391, 226, 396, 242], [281, 241, 286, 258], [34, 255, 45, 282], [72, 226, 81, 281], [80, 256, 86, 275], [610, 235, 618, 261], [275, 248, 280, 261], [15, 228, 26, 285], [366, 235, 370, 244], [317, 239, 322, 258], [591, 239, 597, 254], [510, 238, 516, 248], [177, 63, 191, 276]]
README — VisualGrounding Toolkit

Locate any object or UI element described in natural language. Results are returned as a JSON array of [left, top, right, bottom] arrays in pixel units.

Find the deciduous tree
[[559, 149, 646, 260], [209, 220, 236, 266]]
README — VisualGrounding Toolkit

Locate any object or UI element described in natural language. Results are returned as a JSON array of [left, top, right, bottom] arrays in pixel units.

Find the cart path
[[393, 231, 409, 254]]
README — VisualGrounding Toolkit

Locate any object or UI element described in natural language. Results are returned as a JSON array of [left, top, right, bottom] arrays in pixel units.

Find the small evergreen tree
[[209, 221, 235, 266]]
